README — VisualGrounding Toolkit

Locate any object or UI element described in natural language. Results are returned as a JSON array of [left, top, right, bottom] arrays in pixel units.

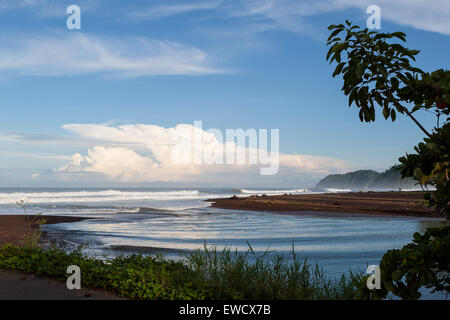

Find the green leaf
[[349, 89, 358, 107], [356, 63, 365, 79], [391, 77, 399, 90], [390, 109, 396, 121], [392, 269, 405, 281], [391, 32, 406, 41], [408, 50, 420, 56], [330, 51, 342, 64], [327, 28, 343, 41], [411, 105, 422, 113], [413, 232, 422, 242], [374, 93, 383, 107], [383, 106, 390, 119], [333, 63, 345, 77]]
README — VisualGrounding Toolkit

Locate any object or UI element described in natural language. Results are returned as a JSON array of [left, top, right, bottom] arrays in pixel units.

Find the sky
[[0, 0, 449, 187]]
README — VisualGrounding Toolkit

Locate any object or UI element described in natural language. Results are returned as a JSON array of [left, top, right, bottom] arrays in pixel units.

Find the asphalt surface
[[0, 269, 122, 300]]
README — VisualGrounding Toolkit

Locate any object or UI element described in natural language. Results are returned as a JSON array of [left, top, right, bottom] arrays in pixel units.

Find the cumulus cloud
[[0, 33, 225, 76], [55, 123, 349, 183]]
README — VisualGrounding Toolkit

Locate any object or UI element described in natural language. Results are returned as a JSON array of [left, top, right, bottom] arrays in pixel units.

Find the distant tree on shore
[[326, 21, 449, 299]]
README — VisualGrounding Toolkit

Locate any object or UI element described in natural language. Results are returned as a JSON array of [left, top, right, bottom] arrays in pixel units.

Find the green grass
[[0, 243, 365, 300]]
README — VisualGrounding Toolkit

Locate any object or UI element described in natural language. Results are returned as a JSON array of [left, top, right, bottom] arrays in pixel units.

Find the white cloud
[[55, 123, 349, 183], [0, 33, 225, 76], [233, 0, 450, 35], [1, 152, 72, 160], [57, 147, 161, 181], [3, 1, 449, 36], [0, 0, 45, 10], [128, 0, 223, 20], [133, 0, 450, 36], [0, 0, 104, 17], [332, 0, 450, 35]]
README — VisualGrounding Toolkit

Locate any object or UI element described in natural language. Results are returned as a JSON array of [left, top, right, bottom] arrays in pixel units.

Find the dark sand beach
[[0, 215, 122, 300], [0, 215, 92, 247], [207, 191, 437, 217], [0, 192, 438, 249], [0, 191, 441, 299]]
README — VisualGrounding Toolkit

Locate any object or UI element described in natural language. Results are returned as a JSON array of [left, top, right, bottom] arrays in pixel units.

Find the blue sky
[[0, 0, 449, 187]]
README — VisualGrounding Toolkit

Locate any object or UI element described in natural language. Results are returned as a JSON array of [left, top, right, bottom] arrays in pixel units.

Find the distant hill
[[315, 166, 417, 190]]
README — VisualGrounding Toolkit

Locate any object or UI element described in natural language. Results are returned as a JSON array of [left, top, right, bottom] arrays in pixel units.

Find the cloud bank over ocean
[[50, 123, 349, 184]]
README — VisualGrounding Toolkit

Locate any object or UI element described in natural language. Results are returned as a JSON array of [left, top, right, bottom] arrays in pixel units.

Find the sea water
[[0, 187, 446, 299]]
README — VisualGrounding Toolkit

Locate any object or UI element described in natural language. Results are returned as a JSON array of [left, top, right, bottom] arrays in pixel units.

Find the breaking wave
[[324, 188, 352, 193], [239, 189, 309, 195], [0, 190, 204, 205]]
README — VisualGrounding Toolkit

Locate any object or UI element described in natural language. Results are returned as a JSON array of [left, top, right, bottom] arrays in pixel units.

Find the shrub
[[0, 244, 362, 300]]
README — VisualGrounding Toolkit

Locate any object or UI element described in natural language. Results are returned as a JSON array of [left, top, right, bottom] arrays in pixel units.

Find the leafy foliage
[[0, 244, 363, 300], [0, 244, 205, 299], [327, 21, 449, 137], [327, 21, 450, 300], [399, 122, 450, 216], [327, 22, 449, 218], [400, 69, 450, 116], [376, 226, 450, 300]]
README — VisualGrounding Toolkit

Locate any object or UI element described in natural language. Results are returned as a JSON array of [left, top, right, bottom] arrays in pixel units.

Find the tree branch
[[403, 108, 432, 138], [385, 89, 433, 138]]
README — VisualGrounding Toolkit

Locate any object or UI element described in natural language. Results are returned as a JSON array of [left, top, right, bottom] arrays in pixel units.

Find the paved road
[[0, 269, 122, 300]]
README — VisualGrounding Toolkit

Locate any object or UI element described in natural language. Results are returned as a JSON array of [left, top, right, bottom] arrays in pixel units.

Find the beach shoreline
[[0, 215, 93, 247], [0, 191, 441, 248], [0, 192, 445, 300], [206, 191, 440, 218]]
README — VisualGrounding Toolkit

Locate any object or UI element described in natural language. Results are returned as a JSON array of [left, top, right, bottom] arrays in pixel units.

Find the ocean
[[0, 187, 446, 298]]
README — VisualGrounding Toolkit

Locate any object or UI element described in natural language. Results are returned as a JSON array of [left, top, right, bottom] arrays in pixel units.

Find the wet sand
[[110, 245, 186, 255], [0, 215, 92, 247], [0, 215, 122, 300], [207, 191, 438, 217], [0, 193, 438, 300]]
